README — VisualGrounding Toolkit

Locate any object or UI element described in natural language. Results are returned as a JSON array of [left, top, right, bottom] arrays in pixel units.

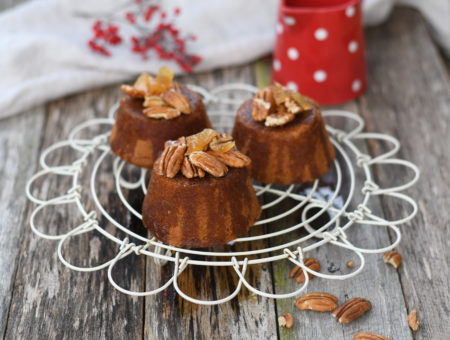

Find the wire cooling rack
[[25, 84, 419, 305]]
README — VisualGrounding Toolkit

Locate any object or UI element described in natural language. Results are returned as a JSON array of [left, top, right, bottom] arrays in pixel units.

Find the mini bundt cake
[[142, 129, 261, 248], [110, 67, 211, 168], [232, 83, 335, 184]]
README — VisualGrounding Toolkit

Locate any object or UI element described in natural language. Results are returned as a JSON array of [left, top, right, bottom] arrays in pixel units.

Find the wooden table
[[1, 4, 449, 339]]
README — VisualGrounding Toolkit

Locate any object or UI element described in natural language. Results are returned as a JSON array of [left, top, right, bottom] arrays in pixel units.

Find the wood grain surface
[[0, 4, 449, 340]]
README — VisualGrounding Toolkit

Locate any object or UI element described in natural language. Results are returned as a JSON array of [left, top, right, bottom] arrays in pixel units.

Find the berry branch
[[85, 0, 201, 72]]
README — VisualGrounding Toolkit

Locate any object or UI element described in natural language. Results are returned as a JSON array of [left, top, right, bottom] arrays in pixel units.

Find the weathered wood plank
[[362, 7, 450, 339], [5, 87, 146, 340], [0, 109, 45, 338], [0, 1, 46, 338], [144, 65, 278, 340]]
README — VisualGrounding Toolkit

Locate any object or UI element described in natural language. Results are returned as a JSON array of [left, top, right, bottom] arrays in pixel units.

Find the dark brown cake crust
[[142, 167, 261, 248], [109, 84, 211, 168], [232, 99, 335, 184]]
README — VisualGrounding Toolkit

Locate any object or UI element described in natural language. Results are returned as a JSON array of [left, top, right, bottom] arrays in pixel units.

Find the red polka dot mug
[[272, 0, 367, 105]]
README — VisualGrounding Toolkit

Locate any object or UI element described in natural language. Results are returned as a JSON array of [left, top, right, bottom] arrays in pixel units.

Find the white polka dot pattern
[[284, 16, 296, 26], [276, 22, 283, 35], [287, 47, 299, 60], [314, 28, 328, 41], [346, 6, 355, 17], [352, 79, 362, 92], [314, 70, 327, 82], [286, 82, 298, 92], [272, 1, 366, 104], [348, 41, 358, 53], [273, 59, 281, 71]]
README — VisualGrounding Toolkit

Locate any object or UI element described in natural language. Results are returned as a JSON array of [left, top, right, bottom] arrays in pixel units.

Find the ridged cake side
[[232, 99, 335, 184], [142, 167, 261, 248]]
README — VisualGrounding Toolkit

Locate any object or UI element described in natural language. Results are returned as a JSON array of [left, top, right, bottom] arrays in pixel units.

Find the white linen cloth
[[0, 0, 448, 120]]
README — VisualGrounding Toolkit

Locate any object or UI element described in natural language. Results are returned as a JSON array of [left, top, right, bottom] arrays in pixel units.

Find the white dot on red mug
[[314, 70, 327, 83], [348, 41, 359, 53], [314, 28, 328, 41], [287, 47, 299, 60], [346, 6, 356, 17], [273, 59, 281, 71], [276, 22, 284, 34], [284, 16, 296, 26], [287, 82, 298, 92], [352, 79, 362, 92]]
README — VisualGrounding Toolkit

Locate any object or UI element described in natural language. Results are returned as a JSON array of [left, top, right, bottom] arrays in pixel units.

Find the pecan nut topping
[[143, 95, 165, 108], [332, 298, 372, 323], [154, 140, 187, 178], [252, 98, 271, 121], [353, 332, 391, 340], [289, 258, 321, 283], [207, 150, 251, 168], [181, 156, 205, 179], [255, 86, 275, 104], [295, 293, 338, 312], [161, 89, 192, 114], [189, 151, 228, 177], [121, 84, 146, 98], [120, 67, 193, 120], [209, 133, 236, 153], [251, 84, 312, 127], [265, 112, 295, 127], [142, 106, 181, 119], [155, 129, 251, 179]]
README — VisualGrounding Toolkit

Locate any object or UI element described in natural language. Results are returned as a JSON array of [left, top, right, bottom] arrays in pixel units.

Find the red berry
[[125, 12, 136, 24], [174, 7, 181, 16]]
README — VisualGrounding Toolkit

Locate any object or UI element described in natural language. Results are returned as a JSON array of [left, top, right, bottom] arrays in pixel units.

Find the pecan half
[[162, 89, 192, 114], [284, 98, 302, 114], [142, 106, 181, 119], [289, 258, 321, 283], [295, 293, 338, 312], [383, 251, 402, 269], [209, 134, 236, 153], [353, 332, 391, 340], [265, 112, 295, 127], [121, 84, 146, 98], [407, 309, 419, 331], [278, 313, 294, 328], [207, 150, 251, 168], [189, 151, 228, 177], [252, 98, 271, 121], [143, 95, 165, 108], [255, 86, 275, 105], [181, 156, 205, 178], [154, 140, 187, 178], [332, 298, 372, 323]]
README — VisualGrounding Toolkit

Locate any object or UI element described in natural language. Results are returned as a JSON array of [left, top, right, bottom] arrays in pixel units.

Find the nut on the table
[[332, 297, 372, 323], [383, 251, 402, 269], [278, 312, 294, 328], [353, 331, 391, 340], [407, 309, 420, 331], [295, 292, 338, 312]]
